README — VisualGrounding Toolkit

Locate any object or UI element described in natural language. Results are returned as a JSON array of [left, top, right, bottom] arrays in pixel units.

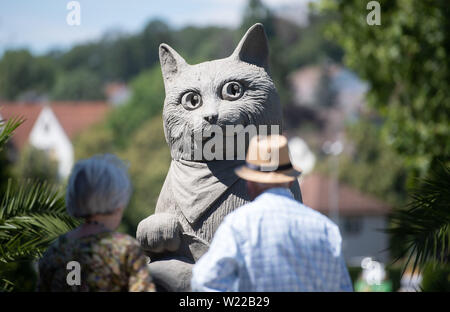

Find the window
[[343, 217, 363, 235]]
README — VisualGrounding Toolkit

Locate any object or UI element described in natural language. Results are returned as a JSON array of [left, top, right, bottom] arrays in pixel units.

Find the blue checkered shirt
[[191, 187, 353, 292]]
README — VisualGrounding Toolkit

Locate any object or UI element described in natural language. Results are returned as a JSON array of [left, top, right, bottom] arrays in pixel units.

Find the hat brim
[[235, 164, 302, 184]]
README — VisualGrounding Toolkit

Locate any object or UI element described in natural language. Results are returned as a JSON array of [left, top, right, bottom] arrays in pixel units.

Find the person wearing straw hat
[[191, 134, 353, 292]]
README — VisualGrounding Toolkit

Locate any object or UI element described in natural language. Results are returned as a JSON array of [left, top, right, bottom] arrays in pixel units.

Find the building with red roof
[[301, 173, 392, 264], [0, 101, 110, 177]]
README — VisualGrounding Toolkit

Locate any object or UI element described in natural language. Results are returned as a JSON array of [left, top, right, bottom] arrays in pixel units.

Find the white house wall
[[29, 106, 74, 178], [339, 215, 390, 266]]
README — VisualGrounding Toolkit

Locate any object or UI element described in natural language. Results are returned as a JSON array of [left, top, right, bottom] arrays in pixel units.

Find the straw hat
[[235, 134, 302, 183]]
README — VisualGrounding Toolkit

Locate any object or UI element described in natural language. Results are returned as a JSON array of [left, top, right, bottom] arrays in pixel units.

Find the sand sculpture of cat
[[136, 23, 302, 291]]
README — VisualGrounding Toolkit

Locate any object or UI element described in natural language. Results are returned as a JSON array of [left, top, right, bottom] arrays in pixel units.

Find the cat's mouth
[[200, 123, 248, 142], [201, 114, 250, 139]]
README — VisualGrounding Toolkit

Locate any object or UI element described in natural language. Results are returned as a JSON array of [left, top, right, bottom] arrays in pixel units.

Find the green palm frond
[[0, 116, 80, 291], [0, 116, 24, 150], [0, 278, 14, 292], [0, 179, 80, 264], [388, 162, 450, 274]]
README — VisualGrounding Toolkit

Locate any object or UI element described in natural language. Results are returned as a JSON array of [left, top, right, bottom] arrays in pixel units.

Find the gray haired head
[[66, 154, 132, 218]]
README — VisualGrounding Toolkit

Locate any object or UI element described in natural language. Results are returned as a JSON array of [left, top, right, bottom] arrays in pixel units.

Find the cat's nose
[[203, 113, 218, 123]]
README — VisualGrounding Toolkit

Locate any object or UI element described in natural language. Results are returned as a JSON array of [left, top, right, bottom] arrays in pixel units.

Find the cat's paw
[[136, 213, 181, 253], [147, 257, 194, 292]]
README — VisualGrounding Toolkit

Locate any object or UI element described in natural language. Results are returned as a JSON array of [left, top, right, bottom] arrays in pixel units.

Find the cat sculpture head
[[160, 23, 282, 161]]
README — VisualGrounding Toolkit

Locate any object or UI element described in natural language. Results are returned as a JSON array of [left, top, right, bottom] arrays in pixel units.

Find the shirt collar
[[256, 187, 294, 201]]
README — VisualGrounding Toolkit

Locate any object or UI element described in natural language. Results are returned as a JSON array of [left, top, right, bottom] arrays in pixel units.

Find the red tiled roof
[[0, 101, 110, 149], [0, 102, 43, 149], [300, 174, 391, 216], [51, 102, 110, 138]]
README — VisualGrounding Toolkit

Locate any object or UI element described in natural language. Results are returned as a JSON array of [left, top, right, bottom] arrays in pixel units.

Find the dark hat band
[[245, 162, 293, 172]]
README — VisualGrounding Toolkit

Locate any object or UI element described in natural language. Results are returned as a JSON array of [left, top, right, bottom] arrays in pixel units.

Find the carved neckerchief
[[169, 159, 244, 224]]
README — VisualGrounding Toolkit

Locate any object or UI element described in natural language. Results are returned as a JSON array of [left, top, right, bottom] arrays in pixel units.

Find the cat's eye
[[181, 91, 202, 110], [221, 81, 244, 101]]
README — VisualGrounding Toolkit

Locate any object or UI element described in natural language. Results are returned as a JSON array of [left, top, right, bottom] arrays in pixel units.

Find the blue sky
[[0, 0, 310, 56]]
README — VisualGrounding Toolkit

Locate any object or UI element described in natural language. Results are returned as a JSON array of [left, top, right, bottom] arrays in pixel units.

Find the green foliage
[[0, 180, 80, 290], [0, 117, 24, 149], [74, 122, 116, 159], [0, 118, 80, 291], [240, 0, 343, 113], [315, 116, 410, 262], [0, 180, 77, 263], [0, 117, 24, 196], [0, 261, 37, 292], [0, 148, 13, 196], [387, 163, 450, 273], [240, 0, 276, 37], [75, 115, 170, 237], [0, 50, 33, 99], [51, 68, 104, 100], [14, 145, 59, 183], [319, 0, 450, 183], [421, 262, 450, 291], [319, 0, 450, 278], [284, 11, 344, 69], [173, 26, 235, 63], [119, 115, 171, 235], [58, 43, 103, 74], [107, 66, 165, 148], [0, 50, 55, 100], [336, 118, 408, 207], [72, 65, 168, 236], [58, 20, 172, 82], [138, 20, 173, 69]]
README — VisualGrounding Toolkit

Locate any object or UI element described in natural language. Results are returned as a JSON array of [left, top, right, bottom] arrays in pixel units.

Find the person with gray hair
[[66, 154, 132, 218], [37, 154, 155, 292]]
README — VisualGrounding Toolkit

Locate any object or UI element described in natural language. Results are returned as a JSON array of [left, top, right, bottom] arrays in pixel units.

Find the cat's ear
[[231, 23, 269, 70], [159, 43, 187, 82]]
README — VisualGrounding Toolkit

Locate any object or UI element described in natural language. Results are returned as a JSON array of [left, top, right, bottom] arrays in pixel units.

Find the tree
[[57, 20, 172, 82], [57, 43, 103, 76], [319, 0, 450, 274], [0, 50, 55, 100], [173, 26, 235, 63], [333, 117, 408, 207], [0, 118, 79, 291], [0, 118, 21, 196], [15, 146, 59, 183], [73, 122, 116, 160], [0, 147, 13, 195], [74, 115, 171, 237], [239, 0, 344, 123], [139, 20, 173, 69], [107, 65, 165, 148], [51, 68, 104, 100], [319, 0, 450, 184], [119, 115, 171, 236], [388, 163, 450, 273], [284, 11, 344, 69], [240, 0, 276, 38]]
